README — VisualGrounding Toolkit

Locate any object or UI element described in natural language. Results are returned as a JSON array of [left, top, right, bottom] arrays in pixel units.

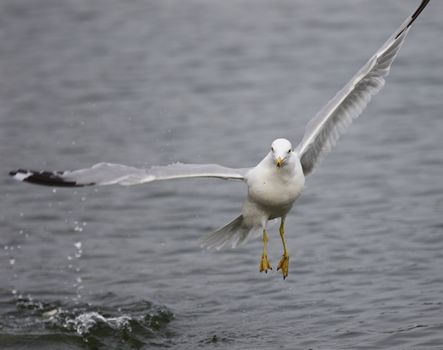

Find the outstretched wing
[[295, 0, 430, 176], [9, 162, 249, 187]]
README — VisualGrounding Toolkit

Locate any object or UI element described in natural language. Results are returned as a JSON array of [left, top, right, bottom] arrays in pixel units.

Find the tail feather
[[201, 215, 253, 250]]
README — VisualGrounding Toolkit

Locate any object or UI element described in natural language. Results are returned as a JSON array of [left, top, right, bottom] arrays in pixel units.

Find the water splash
[[63, 311, 132, 336], [0, 295, 175, 348]]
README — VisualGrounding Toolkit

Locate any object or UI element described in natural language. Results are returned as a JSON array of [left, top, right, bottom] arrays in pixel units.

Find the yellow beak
[[276, 157, 284, 168]]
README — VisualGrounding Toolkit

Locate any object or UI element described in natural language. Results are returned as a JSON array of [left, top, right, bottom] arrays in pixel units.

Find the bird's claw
[[259, 253, 272, 273], [277, 254, 289, 279]]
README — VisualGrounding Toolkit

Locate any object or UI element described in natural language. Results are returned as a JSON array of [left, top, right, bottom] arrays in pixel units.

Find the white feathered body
[[200, 151, 306, 249], [243, 153, 305, 225]]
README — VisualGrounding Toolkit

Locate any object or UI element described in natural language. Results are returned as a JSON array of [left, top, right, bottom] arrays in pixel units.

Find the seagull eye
[[288, 149, 292, 153], [271, 147, 274, 152]]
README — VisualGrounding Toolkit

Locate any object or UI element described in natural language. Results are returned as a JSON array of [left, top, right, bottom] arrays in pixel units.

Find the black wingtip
[[409, 0, 431, 28], [395, 0, 431, 39], [9, 169, 93, 187]]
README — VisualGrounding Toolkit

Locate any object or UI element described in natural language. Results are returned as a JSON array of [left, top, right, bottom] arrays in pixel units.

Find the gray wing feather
[[10, 162, 248, 187], [296, 0, 430, 176]]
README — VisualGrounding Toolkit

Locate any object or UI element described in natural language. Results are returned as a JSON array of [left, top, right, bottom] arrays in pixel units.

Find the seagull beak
[[276, 157, 284, 168]]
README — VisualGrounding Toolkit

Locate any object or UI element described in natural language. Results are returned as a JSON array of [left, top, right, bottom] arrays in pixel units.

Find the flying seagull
[[10, 0, 431, 279]]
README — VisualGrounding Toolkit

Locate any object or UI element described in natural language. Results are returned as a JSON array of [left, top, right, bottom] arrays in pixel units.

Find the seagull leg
[[259, 229, 272, 273], [277, 218, 289, 279]]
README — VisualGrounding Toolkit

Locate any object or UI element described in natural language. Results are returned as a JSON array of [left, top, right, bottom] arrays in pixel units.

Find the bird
[[9, 0, 431, 279]]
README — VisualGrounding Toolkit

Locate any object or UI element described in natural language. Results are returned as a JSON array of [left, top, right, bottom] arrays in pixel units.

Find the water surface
[[1, 0, 443, 349]]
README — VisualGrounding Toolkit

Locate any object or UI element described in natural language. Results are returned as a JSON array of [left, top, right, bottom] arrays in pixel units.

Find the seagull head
[[271, 138, 293, 168]]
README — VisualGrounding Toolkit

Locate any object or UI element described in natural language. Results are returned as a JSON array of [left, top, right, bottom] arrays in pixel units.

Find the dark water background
[[1, 0, 443, 349]]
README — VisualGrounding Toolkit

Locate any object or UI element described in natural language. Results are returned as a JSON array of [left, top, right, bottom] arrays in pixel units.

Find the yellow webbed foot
[[277, 254, 289, 279], [259, 253, 272, 273]]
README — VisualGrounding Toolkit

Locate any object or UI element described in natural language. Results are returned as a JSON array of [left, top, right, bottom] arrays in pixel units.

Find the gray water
[[1, 0, 443, 349]]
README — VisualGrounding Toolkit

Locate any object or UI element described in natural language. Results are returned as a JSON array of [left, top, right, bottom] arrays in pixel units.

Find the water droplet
[[74, 242, 82, 250], [43, 309, 58, 317], [52, 188, 57, 193]]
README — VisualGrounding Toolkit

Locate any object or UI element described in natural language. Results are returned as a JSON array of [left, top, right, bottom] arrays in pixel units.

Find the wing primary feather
[[9, 169, 93, 187], [395, 0, 430, 39]]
